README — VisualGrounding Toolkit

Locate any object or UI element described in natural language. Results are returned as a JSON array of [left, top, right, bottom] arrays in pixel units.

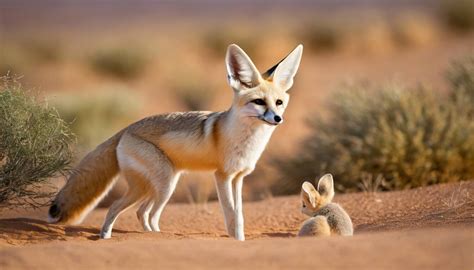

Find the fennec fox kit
[[298, 174, 353, 237]]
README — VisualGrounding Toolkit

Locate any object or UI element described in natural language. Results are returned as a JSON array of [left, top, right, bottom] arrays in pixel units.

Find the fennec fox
[[48, 44, 303, 241], [298, 174, 353, 237]]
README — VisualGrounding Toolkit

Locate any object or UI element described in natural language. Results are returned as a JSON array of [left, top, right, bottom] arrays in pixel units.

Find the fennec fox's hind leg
[[137, 198, 154, 231], [298, 216, 331, 237], [148, 172, 181, 232], [100, 186, 144, 239], [101, 133, 159, 239], [123, 132, 180, 233], [104, 132, 178, 236]]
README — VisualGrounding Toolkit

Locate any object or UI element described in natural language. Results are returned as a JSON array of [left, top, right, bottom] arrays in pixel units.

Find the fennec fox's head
[[301, 174, 335, 216], [225, 44, 303, 126]]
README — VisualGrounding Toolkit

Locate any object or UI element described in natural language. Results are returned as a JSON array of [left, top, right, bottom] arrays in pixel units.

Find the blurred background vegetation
[[273, 57, 474, 194], [0, 0, 473, 204]]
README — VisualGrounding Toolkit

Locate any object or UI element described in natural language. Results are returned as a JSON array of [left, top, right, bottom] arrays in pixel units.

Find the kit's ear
[[226, 44, 261, 91], [317, 174, 335, 202], [270, 44, 303, 91], [301, 181, 318, 208]]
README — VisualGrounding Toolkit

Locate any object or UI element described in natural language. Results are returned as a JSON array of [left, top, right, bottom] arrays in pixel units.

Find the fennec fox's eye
[[302, 202, 306, 208], [276, 99, 283, 106], [251, 99, 266, 106]]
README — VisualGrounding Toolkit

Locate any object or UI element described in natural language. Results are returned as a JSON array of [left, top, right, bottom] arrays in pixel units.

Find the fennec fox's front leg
[[233, 172, 248, 241], [215, 171, 236, 237], [214, 171, 249, 241]]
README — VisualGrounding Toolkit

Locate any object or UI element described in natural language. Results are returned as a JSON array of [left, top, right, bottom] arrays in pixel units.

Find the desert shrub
[[0, 77, 74, 209], [0, 47, 26, 76], [52, 89, 139, 154], [173, 173, 216, 204], [89, 47, 147, 79], [22, 39, 63, 63], [448, 55, 474, 106], [440, 0, 474, 32], [204, 28, 259, 58], [390, 16, 438, 48], [273, 58, 474, 195], [299, 21, 342, 53], [0, 62, 18, 77], [171, 74, 216, 111]]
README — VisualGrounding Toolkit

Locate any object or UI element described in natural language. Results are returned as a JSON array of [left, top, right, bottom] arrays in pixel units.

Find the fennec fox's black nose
[[274, 115, 282, 123]]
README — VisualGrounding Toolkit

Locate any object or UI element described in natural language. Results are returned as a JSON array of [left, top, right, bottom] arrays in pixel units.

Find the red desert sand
[[1, 181, 473, 269]]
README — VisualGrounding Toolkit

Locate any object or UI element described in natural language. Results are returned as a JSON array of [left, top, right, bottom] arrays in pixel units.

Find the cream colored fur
[[298, 174, 353, 237], [49, 44, 303, 240]]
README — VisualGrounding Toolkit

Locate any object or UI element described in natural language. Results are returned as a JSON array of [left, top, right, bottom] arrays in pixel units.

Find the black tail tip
[[48, 202, 60, 218]]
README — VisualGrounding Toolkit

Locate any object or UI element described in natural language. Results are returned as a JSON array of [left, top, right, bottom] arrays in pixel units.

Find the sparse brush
[[442, 182, 473, 209], [0, 76, 75, 209], [440, 0, 474, 33], [52, 89, 139, 154], [173, 78, 216, 111], [448, 55, 474, 106], [89, 47, 147, 79], [299, 21, 342, 53], [0, 47, 26, 76], [204, 28, 260, 59], [357, 173, 388, 193], [390, 15, 438, 48], [273, 56, 474, 195], [22, 39, 63, 63], [173, 173, 216, 204], [0, 62, 19, 77]]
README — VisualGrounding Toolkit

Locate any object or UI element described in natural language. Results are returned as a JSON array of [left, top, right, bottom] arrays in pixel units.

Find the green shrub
[[273, 58, 474, 195], [89, 48, 147, 79], [440, 0, 474, 32], [0, 77, 74, 208], [52, 89, 139, 154]]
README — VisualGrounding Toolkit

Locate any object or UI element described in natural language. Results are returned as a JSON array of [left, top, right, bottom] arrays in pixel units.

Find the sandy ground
[[0, 181, 473, 269]]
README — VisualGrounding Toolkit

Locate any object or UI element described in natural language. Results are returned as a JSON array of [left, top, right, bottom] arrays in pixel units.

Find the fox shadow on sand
[[0, 217, 135, 241]]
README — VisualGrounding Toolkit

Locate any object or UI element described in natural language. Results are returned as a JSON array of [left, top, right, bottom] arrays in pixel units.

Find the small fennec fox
[[48, 44, 303, 241], [298, 174, 353, 237]]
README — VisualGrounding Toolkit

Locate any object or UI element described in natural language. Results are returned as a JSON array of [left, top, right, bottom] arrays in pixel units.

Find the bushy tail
[[48, 131, 124, 224], [298, 216, 331, 237]]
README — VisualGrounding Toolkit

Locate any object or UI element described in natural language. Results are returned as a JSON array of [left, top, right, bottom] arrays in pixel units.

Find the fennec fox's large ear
[[302, 181, 319, 208], [268, 45, 303, 92], [226, 44, 261, 91], [317, 174, 335, 203]]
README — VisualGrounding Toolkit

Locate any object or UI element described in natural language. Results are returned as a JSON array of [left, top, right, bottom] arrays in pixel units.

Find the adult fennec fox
[[49, 44, 303, 240]]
